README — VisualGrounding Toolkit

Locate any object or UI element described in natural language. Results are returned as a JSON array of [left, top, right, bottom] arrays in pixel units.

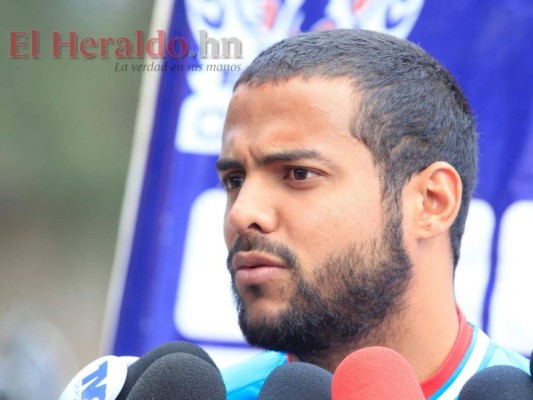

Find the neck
[[289, 306, 404, 372]]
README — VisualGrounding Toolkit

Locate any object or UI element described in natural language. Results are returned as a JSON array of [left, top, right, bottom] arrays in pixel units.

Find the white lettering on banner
[[455, 199, 495, 328], [489, 200, 533, 355], [174, 87, 231, 155], [174, 188, 244, 342]]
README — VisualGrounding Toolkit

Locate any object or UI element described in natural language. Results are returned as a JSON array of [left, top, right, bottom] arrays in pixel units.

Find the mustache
[[226, 234, 299, 272]]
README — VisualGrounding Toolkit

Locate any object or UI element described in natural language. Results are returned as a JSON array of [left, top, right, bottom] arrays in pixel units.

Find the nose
[[225, 177, 278, 237]]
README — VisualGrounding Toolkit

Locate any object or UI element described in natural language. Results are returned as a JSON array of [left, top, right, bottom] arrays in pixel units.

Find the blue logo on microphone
[[81, 360, 107, 400]]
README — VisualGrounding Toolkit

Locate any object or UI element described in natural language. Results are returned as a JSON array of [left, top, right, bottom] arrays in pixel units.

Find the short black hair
[[235, 29, 478, 268]]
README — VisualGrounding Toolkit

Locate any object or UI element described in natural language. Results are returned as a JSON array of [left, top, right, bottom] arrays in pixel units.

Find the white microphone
[[60, 341, 219, 399], [59, 355, 137, 400]]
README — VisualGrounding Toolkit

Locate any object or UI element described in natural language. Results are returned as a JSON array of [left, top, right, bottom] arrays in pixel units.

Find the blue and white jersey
[[428, 327, 529, 399], [222, 351, 288, 400], [221, 324, 529, 400]]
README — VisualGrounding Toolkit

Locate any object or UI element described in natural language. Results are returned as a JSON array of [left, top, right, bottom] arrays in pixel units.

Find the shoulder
[[482, 335, 529, 372], [221, 351, 288, 400], [429, 323, 529, 399], [462, 324, 528, 372]]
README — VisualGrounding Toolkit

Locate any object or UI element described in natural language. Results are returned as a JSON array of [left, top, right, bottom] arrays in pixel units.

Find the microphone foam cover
[[126, 353, 226, 400], [458, 365, 533, 400], [117, 341, 217, 400], [332, 346, 425, 400], [258, 362, 332, 400]]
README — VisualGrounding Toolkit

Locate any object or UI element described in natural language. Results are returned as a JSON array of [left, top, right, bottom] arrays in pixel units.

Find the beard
[[226, 209, 413, 361]]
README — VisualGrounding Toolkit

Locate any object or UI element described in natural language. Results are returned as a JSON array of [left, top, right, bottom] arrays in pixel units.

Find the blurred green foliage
[[1, 0, 153, 220], [0, 0, 155, 382]]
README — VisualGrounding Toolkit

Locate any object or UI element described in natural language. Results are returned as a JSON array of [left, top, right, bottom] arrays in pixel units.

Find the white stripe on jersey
[[433, 329, 490, 399]]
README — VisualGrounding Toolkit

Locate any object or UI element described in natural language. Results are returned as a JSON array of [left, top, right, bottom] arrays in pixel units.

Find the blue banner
[[106, 0, 533, 365]]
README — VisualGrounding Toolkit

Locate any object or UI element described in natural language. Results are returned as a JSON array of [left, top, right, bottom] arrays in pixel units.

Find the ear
[[404, 161, 462, 240]]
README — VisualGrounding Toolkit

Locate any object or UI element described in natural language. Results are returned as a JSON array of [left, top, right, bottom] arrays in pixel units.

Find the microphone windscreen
[[332, 346, 425, 400], [458, 365, 533, 400], [117, 341, 217, 400], [257, 362, 332, 400], [126, 353, 226, 400]]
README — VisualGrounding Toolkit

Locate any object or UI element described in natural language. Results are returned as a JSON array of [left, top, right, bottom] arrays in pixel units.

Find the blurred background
[[0, 1, 153, 397], [1, 1, 532, 399]]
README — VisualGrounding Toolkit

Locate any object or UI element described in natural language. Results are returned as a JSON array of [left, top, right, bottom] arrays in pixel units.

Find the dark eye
[[222, 175, 244, 190], [285, 167, 319, 181], [292, 168, 309, 180]]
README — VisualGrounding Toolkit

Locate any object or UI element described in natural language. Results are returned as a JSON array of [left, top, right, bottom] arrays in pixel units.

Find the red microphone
[[332, 346, 425, 399]]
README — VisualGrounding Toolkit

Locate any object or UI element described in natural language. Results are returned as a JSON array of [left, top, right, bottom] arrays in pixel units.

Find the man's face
[[218, 77, 412, 359]]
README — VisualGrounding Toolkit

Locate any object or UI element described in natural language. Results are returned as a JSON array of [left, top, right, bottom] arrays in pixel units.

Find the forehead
[[221, 77, 357, 157]]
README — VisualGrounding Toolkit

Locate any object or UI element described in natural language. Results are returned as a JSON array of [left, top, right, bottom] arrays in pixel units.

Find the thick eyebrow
[[216, 149, 334, 172], [259, 149, 334, 167], [216, 158, 244, 172]]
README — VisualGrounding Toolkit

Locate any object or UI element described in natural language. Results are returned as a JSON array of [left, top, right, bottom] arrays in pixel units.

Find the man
[[216, 29, 528, 399]]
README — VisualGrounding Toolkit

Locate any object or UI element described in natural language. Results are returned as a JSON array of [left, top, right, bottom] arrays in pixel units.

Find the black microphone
[[458, 365, 533, 399], [126, 353, 226, 400], [530, 348, 532, 377], [257, 362, 332, 400], [117, 341, 218, 399]]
